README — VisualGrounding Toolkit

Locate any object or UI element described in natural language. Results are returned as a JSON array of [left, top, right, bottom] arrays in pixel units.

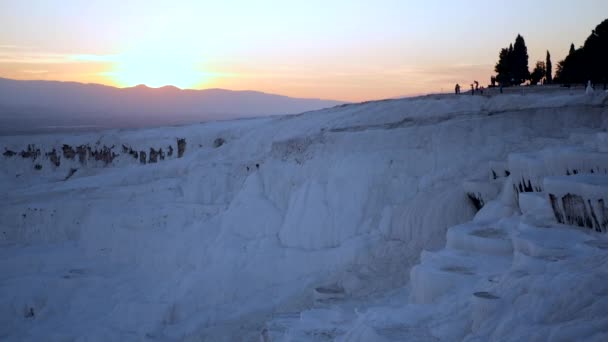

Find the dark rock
[[549, 194, 564, 224], [89, 145, 117, 165], [19, 145, 40, 160], [601, 199, 608, 231], [177, 138, 186, 158], [64, 168, 78, 181], [473, 291, 500, 299], [550, 193, 606, 232], [34, 164, 42, 170], [467, 193, 484, 211], [24, 307, 35, 318], [62, 144, 76, 159], [213, 138, 225, 148], [3, 149, 16, 157], [515, 177, 537, 194], [139, 151, 146, 164], [167, 145, 174, 157], [562, 194, 592, 228], [76, 145, 88, 163], [129, 148, 138, 159], [46, 149, 60, 167], [149, 148, 158, 163]]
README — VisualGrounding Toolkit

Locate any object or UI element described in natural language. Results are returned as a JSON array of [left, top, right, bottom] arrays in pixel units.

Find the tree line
[[493, 18, 607, 89]]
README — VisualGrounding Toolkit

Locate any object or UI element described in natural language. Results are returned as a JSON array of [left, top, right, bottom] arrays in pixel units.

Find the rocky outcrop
[[89, 145, 117, 165], [4, 139, 181, 173], [19, 144, 41, 161]]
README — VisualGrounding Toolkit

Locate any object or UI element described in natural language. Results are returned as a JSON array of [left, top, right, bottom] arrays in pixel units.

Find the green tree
[[545, 51, 552, 84]]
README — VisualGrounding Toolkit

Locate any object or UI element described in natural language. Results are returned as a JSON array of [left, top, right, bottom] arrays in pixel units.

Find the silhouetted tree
[[555, 43, 584, 85], [582, 18, 608, 88], [569, 43, 575, 56], [555, 19, 608, 87], [545, 51, 552, 84], [512, 34, 530, 84], [530, 61, 546, 85], [494, 35, 530, 86], [495, 47, 511, 85]]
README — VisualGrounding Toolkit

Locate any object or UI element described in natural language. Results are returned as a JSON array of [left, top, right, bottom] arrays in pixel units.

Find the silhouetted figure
[[499, 85, 503, 93], [455, 83, 461, 94], [474, 81, 479, 91], [470, 84, 474, 95]]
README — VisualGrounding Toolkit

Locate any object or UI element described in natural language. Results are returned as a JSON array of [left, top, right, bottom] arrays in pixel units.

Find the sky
[[0, 0, 607, 102]]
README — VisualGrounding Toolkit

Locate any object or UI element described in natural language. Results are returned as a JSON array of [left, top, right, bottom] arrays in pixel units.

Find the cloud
[[0, 44, 34, 50], [21, 69, 49, 74], [0, 47, 121, 65], [70, 54, 119, 62], [0, 53, 71, 64]]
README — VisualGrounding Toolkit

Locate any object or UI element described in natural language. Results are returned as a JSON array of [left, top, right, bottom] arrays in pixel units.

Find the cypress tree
[[512, 34, 530, 85], [545, 51, 552, 84], [495, 48, 511, 86]]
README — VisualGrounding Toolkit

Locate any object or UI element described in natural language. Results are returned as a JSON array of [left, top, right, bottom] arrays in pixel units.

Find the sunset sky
[[1, 0, 607, 101]]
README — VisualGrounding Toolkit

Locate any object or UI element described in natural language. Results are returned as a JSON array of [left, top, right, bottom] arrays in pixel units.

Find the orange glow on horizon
[[75, 48, 211, 89], [2, 1, 608, 101]]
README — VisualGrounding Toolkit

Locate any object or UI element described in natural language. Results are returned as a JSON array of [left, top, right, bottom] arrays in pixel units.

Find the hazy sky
[[1, 0, 606, 101]]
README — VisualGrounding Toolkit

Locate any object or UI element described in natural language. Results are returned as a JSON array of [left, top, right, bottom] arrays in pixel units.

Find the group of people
[[454, 79, 601, 96], [454, 81, 484, 95]]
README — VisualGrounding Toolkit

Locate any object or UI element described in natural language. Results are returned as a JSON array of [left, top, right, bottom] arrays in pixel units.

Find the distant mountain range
[[0, 78, 345, 135]]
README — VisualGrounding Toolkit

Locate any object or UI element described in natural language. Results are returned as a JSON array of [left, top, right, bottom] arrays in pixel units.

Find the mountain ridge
[[0, 77, 345, 135]]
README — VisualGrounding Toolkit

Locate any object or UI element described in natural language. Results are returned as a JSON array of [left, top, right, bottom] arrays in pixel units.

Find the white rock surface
[[1, 91, 608, 340]]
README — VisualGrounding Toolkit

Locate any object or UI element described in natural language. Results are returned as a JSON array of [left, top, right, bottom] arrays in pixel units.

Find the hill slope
[[0, 90, 607, 340]]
